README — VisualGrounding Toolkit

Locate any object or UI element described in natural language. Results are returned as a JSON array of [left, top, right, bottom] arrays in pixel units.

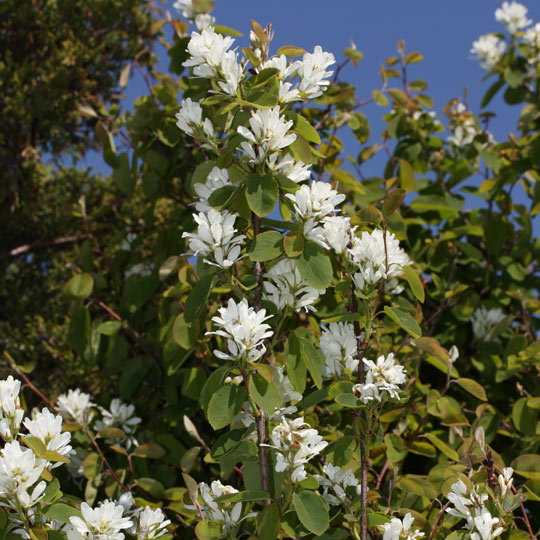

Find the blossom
[[69, 501, 133, 540], [471, 34, 506, 70], [57, 388, 94, 425], [470, 507, 504, 540], [320, 322, 360, 379], [263, 258, 324, 311], [237, 106, 296, 163], [382, 513, 424, 540], [95, 398, 141, 449], [495, 2, 531, 35], [0, 441, 46, 510], [175, 98, 215, 144], [270, 416, 328, 483], [182, 209, 246, 268], [297, 46, 336, 99], [193, 167, 233, 212], [266, 153, 311, 183], [320, 216, 353, 254], [524, 22, 540, 49], [23, 408, 72, 466], [0, 376, 24, 442], [217, 51, 243, 95], [196, 480, 250, 537], [207, 298, 273, 362], [183, 27, 236, 79], [498, 467, 514, 496], [314, 463, 361, 506], [132, 507, 171, 540], [353, 353, 406, 403], [471, 306, 506, 341], [260, 55, 302, 103], [348, 229, 410, 293], [286, 181, 345, 221]]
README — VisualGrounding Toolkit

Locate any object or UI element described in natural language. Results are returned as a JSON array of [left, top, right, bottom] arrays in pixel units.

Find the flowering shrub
[[2, 1, 540, 539]]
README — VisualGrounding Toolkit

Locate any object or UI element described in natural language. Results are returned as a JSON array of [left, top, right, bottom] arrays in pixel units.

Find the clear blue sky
[[83, 0, 540, 226]]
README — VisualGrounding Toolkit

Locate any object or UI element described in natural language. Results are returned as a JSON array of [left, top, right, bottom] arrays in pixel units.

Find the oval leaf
[[297, 241, 332, 290], [292, 491, 329, 536]]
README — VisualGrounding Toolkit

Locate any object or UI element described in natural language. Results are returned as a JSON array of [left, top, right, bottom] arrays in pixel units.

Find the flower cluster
[[207, 298, 273, 362], [0, 376, 24, 442], [175, 98, 216, 150], [270, 416, 328, 483], [263, 258, 323, 312], [445, 470, 514, 540], [471, 306, 506, 341], [182, 209, 246, 269], [193, 167, 232, 212], [348, 229, 411, 294], [471, 35, 506, 70], [382, 513, 424, 540], [320, 322, 360, 379], [314, 463, 361, 506], [495, 1, 531, 35], [353, 353, 406, 404], [448, 102, 479, 147], [173, 0, 215, 31]]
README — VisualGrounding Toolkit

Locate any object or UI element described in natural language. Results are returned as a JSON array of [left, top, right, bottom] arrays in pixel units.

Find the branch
[[0, 234, 91, 261]]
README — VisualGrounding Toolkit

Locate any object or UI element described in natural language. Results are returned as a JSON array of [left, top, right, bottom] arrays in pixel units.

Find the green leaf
[[424, 433, 459, 461], [24, 436, 47, 458], [249, 230, 283, 262], [290, 133, 312, 164], [184, 274, 217, 323], [382, 188, 406, 216], [335, 393, 364, 408], [297, 241, 332, 290], [511, 454, 540, 480], [367, 513, 391, 526], [113, 152, 135, 195], [481, 78, 504, 108], [210, 429, 245, 460], [43, 503, 82, 523], [384, 434, 408, 465], [65, 273, 94, 300], [172, 313, 195, 349], [299, 338, 324, 390], [258, 502, 280, 540], [397, 476, 437, 499], [512, 398, 538, 435], [133, 442, 166, 459], [68, 305, 91, 354], [384, 306, 421, 338], [456, 378, 487, 401], [402, 266, 424, 303], [97, 320, 123, 335], [249, 373, 282, 415], [283, 231, 305, 257], [356, 205, 383, 224], [405, 51, 423, 63], [372, 89, 389, 106], [217, 490, 270, 503], [207, 384, 246, 430], [207, 185, 236, 209], [277, 45, 307, 57], [195, 521, 222, 540], [293, 491, 329, 536], [135, 477, 165, 498], [294, 114, 321, 145], [399, 159, 415, 191], [82, 453, 101, 480], [246, 174, 279, 217]]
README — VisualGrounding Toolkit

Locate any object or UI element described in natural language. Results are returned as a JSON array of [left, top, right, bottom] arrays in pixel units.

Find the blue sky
[[81, 0, 540, 226]]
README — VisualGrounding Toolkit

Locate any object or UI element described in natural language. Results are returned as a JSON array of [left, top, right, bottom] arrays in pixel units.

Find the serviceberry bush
[[1, 1, 539, 539]]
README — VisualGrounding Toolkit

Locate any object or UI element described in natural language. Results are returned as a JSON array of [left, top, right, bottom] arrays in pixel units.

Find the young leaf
[[297, 241, 332, 290], [299, 337, 323, 389], [402, 265, 425, 303], [399, 159, 415, 191], [384, 306, 422, 338], [184, 274, 217, 323], [65, 273, 94, 300], [249, 373, 282, 415], [456, 378, 487, 401]]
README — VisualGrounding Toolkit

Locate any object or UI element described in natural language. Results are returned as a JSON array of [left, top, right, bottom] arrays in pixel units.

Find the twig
[[8, 361, 58, 413], [428, 502, 450, 540], [0, 234, 91, 261]]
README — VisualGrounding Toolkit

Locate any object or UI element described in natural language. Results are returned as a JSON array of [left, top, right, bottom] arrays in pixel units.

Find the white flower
[[446, 479, 474, 522], [498, 467, 514, 496], [353, 353, 406, 403], [524, 22, 540, 49], [495, 2, 531, 35], [471, 34, 506, 70], [321, 216, 353, 254], [286, 181, 345, 221], [273, 365, 302, 403], [207, 298, 273, 362], [0, 376, 24, 442], [263, 258, 324, 311], [193, 167, 233, 212], [57, 388, 94, 425], [237, 106, 296, 163], [0, 441, 46, 510], [23, 408, 72, 467], [471, 306, 506, 341], [133, 507, 171, 540], [470, 507, 504, 540], [182, 209, 246, 269], [175, 98, 215, 143], [196, 480, 250, 537], [194, 14, 216, 31], [173, 0, 195, 19], [183, 27, 235, 78], [382, 513, 424, 540], [320, 322, 360, 379], [448, 123, 477, 147], [314, 463, 360, 506], [271, 416, 328, 483], [266, 153, 311, 183], [69, 501, 133, 540], [217, 51, 243, 95], [348, 229, 410, 293], [95, 399, 141, 449], [297, 46, 336, 99]]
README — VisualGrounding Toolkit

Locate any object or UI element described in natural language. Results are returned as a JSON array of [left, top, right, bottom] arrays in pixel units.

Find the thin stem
[[427, 502, 450, 540]]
